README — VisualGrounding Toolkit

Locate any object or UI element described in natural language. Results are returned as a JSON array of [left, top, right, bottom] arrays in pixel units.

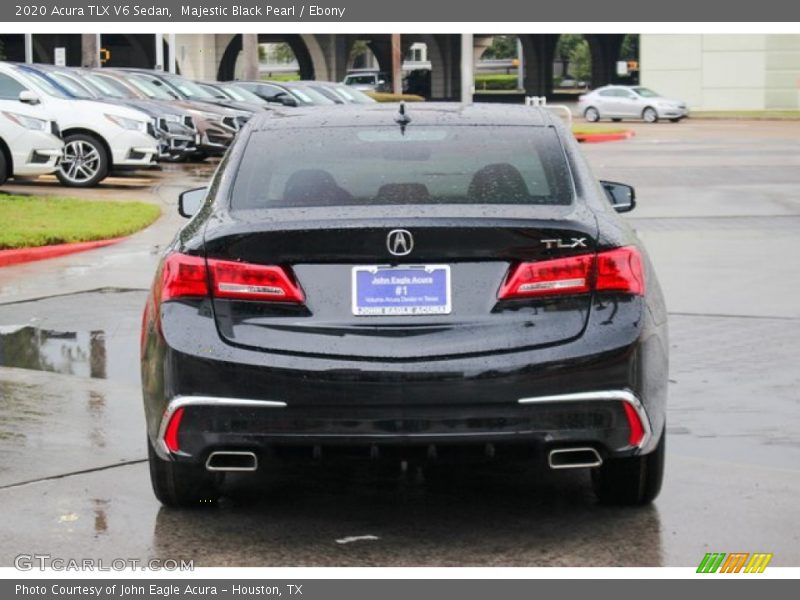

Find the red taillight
[[161, 253, 209, 302], [159, 253, 304, 304], [498, 254, 593, 298], [163, 406, 185, 453], [209, 259, 305, 303], [594, 246, 644, 295], [498, 246, 645, 300], [622, 401, 645, 447]]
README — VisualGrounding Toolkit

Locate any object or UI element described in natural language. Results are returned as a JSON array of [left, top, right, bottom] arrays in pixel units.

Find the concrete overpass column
[[520, 34, 558, 97], [589, 35, 625, 88], [314, 34, 350, 82], [81, 33, 99, 68], [174, 34, 222, 80], [241, 33, 259, 80], [461, 33, 474, 103]]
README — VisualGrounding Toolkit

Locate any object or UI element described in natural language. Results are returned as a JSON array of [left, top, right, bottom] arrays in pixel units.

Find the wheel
[[591, 430, 665, 506], [611, 118, 622, 122], [147, 436, 222, 507], [584, 107, 600, 123], [57, 133, 109, 187], [642, 107, 659, 124], [0, 149, 8, 185]]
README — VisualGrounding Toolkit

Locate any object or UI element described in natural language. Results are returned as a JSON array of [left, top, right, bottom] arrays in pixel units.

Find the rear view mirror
[[277, 94, 298, 107], [178, 187, 207, 218], [600, 180, 636, 213], [19, 90, 40, 105]]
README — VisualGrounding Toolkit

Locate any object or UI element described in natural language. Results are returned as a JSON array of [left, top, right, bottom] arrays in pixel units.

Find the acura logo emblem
[[387, 229, 413, 256]]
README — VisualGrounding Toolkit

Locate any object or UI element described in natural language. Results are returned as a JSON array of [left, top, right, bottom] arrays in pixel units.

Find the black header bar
[[2, 0, 799, 23]]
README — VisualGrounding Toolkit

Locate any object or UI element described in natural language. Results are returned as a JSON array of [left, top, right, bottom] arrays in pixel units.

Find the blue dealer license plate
[[352, 265, 451, 316]]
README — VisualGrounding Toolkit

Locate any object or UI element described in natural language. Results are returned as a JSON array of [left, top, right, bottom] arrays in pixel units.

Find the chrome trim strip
[[548, 447, 603, 469], [517, 389, 653, 450], [156, 395, 286, 459], [205, 451, 258, 472]]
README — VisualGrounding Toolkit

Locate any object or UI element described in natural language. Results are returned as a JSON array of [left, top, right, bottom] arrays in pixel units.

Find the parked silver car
[[577, 85, 689, 123], [342, 70, 390, 93]]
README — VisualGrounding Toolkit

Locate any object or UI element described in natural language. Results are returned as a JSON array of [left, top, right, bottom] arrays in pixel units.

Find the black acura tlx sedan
[[141, 103, 668, 507]]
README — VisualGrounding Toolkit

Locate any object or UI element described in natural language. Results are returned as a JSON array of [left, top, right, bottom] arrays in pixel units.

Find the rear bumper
[[153, 389, 653, 463], [143, 295, 668, 465]]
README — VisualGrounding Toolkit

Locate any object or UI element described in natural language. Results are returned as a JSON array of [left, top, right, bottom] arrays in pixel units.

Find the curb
[[0, 237, 128, 268], [574, 130, 636, 143]]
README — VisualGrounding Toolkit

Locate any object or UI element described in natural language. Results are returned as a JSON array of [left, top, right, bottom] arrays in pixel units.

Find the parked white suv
[[0, 63, 158, 187], [0, 92, 63, 185]]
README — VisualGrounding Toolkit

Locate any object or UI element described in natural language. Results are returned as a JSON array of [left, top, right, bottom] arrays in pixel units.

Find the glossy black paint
[[141, 103, 668, 466]]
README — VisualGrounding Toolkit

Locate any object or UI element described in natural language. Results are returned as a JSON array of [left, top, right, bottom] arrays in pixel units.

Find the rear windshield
[[231, 126, 572, 210]]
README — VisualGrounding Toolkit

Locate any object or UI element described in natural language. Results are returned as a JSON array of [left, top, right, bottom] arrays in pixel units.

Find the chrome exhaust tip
[[205, 451, 258, 472], [548, 447, 603, 469]]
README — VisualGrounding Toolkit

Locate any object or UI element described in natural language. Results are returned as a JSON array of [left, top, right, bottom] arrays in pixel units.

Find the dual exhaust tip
[[204, 448, 602, 472], [205, 450, 258, 472], [548, 447, 603, 469]]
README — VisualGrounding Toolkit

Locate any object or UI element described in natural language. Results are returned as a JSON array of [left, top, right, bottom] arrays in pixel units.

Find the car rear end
[[142, 105, 667, 506]]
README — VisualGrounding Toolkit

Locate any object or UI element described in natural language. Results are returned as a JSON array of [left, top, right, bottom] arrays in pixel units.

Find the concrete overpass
[[0, 32, 628, 101]]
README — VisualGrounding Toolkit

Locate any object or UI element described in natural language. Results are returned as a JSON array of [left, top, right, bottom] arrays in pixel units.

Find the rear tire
[[591, 431, 665, 506], [584, 107, 600, 123], [147, 437, 222, 508]]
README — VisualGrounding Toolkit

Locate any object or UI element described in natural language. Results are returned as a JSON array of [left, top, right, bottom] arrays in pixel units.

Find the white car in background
[[0, 63, 158, 187], [0, 93, 63, 185], [578, 85, 689, 123]]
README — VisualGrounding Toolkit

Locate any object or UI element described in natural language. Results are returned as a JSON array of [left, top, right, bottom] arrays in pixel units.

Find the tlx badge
[[541, 237, 588, 249]]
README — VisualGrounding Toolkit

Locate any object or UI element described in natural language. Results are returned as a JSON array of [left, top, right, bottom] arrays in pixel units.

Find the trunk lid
[[204, 204, 598, 360]]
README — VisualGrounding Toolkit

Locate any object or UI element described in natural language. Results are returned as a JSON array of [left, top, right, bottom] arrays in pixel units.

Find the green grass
[[366, 92, 426, 103], [691, 110, 800, 120], [0, 196, 160, 250], [261, 73, 300, 82], [474, 74, 520, 91]]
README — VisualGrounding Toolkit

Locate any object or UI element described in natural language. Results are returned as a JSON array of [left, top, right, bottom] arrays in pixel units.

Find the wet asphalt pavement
[[0, 120, 799, 567]]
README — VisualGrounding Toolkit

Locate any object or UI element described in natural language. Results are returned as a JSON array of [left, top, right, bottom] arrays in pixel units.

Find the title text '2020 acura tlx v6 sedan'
[[141, 103, 669, 508]]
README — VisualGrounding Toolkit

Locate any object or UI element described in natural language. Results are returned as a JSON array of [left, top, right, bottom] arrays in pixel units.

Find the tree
[[620, 34, 639, 61], [555, 34, 591, 81], [348, 40, 370, 64], [259, 42, 296, 64], [482, 36, 517, 60]]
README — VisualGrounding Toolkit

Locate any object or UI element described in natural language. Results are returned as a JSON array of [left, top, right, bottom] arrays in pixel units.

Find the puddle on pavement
[[0, 325, 117, 381]]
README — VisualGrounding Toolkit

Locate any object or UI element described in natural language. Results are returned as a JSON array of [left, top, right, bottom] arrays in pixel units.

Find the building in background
[[641, 35, 800, 111]]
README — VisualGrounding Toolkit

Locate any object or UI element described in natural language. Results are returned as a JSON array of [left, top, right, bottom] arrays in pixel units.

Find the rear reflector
[[498, 246, 644, 300], [159, 253, 304, 304], [163, 406, 185, 453], [622, 401, 646, 447]]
